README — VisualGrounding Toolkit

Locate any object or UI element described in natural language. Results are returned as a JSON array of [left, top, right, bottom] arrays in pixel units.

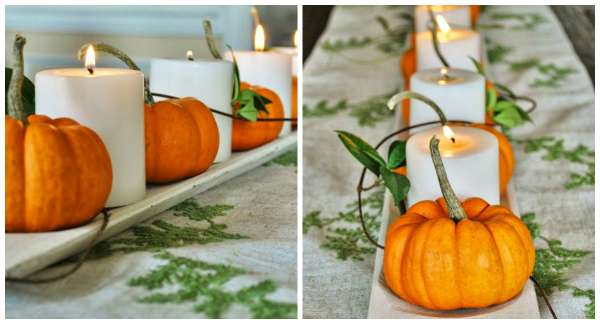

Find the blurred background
[[5, 5, 297, 79]]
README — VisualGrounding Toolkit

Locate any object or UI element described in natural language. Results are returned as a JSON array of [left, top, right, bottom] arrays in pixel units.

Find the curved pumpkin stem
[[77, 43, 154, 105], [427, 6, 450, 68], [387, 91, 454, 142], [7, 33, 28, 125], [429, 136, 467, 221], [203, 19, 241, 101]]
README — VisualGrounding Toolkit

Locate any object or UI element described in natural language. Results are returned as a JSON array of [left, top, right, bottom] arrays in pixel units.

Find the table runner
[[303, 5, 594, 319], [6, 148, 298, 319]]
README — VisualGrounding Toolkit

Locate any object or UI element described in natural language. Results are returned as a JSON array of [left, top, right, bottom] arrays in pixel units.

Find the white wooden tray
[[6, 133, 297, 279], [366, 108, 540, 318]]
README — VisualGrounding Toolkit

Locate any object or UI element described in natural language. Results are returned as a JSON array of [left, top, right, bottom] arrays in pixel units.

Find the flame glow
[[85, 45, 95, 74], [435, 15, 451, 35], [442, 125, 455, 140], [254, 24, 266, 51]]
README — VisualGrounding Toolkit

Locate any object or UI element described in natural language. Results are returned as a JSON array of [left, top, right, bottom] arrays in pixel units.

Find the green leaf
[[233, 89, 273, 121], [493, 100, 516, 113], [515, 103, 533, 123], [336, 130, 386, 176], [387, 140, 406, 169], [380, 166, 410, 209], [493, 105, 522, 129], [5, 67, 35, 116], [237, 105, 258, 121]]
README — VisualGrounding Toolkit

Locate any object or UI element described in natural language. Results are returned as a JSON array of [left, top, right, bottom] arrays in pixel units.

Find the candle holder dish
[[365, 107, 540, 318]]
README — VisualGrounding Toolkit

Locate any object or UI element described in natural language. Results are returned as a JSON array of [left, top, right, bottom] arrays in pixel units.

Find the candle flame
[[186, 50, 194, 61], [442, 125, 456, 143], [293, 30, 299, 47], [85, 45, 95, 75], [435, 15, 451, 36], [254, 24, 266, 51]]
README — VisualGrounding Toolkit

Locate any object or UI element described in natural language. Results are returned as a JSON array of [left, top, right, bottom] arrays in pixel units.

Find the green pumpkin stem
[[203, 19, 241, 101], [387, 91, 453, 141], [7, 34, 29, 125], [427, 6, 450, 68], [77, 43, 154, 105], [429, 136, 467, 221]]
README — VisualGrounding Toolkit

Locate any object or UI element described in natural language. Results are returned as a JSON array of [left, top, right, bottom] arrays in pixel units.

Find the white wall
[[5, 5, 255, 79]]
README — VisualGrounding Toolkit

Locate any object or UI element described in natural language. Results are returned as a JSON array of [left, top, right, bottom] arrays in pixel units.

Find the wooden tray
[[366, 108, 540, 318], [6, 133, 297, 279]]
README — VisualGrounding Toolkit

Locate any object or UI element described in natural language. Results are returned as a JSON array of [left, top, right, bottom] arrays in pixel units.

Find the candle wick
[[87, 67, 94, 75], [451, 137, 456, 143], [187, 57, 195, 61]]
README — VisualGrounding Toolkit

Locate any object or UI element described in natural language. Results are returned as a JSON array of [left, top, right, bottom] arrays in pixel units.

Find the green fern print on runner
[[129, 251, 297, 319]]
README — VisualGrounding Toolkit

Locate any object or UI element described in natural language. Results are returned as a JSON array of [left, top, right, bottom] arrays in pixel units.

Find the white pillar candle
[[35, 68, 146, 207], [406, 126, 499, 206], [272, 47, 298, 76], [149, 58, 233, 162], [414, 5, 471, 33], [409, 68, 485, 130], [416, 28, 481, 72], [225, 51, 292, 135], [273, 46, 299, 127]]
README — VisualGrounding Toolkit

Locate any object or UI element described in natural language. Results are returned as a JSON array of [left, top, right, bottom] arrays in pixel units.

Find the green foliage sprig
[[470, 57, 533, 130], [336, 131, 409, 209], [203, 20, 271, 121]]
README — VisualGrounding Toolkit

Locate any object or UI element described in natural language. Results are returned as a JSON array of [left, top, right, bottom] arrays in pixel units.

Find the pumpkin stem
[[7, 33, 29, 125], [427, 6, 450, 68], [387, 91, 453, 141], [203, 19, 241, 101], [77, 43, 154, 105], [429, 136, 468, 221]]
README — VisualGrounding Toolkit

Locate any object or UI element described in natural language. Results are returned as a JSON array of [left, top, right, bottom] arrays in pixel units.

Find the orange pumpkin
[[145, 97, 219, 183], [232, 82, 284, 151], [470, 5, 481, 26], [400, 33, 417, 124], [292, 76, 298, 129], [6, 35, 112, 232], [471, 124, 515, 193], [383, 136, 534, 310]]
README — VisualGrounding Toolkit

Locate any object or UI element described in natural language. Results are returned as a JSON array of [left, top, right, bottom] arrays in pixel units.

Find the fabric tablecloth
[[7, 147, 298, 319], [303, 5, 594, 319]]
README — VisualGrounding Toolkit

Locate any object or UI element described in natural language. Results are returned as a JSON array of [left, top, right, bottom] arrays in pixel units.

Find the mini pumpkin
[[232, 82, 284, 151], [470, 5, 481, 26], [145, 97, 219, 183], [383, 136, 534, 310], [6, 35, 112, 232], [77, 43, 221, 184]]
